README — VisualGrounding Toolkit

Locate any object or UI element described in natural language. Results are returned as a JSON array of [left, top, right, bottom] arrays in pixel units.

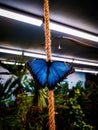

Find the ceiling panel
[[0, 0, 98, 72]]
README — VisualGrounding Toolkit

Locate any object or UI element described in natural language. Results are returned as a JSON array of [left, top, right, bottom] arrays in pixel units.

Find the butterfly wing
[[26, 59, 47, 88], [48, 61, 74, 90], [26, 59, 74, 90]]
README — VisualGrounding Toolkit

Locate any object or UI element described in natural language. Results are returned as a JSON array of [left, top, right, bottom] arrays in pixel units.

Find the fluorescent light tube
[[0, 48, 22, 55], [2, 61, 15, 65], [24, 52, 98, 67], [1, 61, 25, 66], [50, 22, 98, 42], [75, 68, 98, 74], [24, 52, 47, 59], [51, 57, 73, 62], [0, 8, 42, 26], [24, 52, 73, 62], [1, 47, 97, 67], [1, 9, 98, 41], [73, 60, 98, 67], [2, 61, 98, 74]]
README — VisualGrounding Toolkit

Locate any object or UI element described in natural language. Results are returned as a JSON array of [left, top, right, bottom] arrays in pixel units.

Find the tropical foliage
[[0, 63, 98, 130]]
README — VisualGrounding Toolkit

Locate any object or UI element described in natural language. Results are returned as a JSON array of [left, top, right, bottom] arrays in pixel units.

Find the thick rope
[[44, 0, 51, 61], [48, 90, 55, 130], [44, 0, 56, 130]]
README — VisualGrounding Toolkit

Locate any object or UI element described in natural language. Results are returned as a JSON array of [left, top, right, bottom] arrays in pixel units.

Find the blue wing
[[26, 59, 47, 88], [48, 61, 74, 89], [27, 59, 74, 90]]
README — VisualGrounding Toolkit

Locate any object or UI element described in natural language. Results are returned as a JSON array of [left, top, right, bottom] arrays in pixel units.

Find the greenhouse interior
[[0, 0, 98, 130]]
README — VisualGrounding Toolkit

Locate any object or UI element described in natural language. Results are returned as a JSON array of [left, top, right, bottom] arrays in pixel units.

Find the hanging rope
[[44, 0, 51, 61], [48, 90, 55, 130], [44, 0, 55, 130]]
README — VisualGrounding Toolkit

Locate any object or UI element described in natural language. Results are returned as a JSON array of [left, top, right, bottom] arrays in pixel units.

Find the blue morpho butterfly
[[26, 59, 74, 90]]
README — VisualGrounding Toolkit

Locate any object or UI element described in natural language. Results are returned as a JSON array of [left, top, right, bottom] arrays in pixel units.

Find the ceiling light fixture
[[1, 61, 25, 66], [24, 51, 98, 67], [24, 52, 47, 59], [50, 22, 98, 42], [73, 60, 98, 67], [0, 8, 42, 26], [0, 47, 98, 67], [1, 61, 15, 65], [1, 60, 98, 74], [1, 8, 98, 41], [58, 44, 62, 49], [75, 68, 98, 74], [24, 52, 73, 62], [52, 56, 73, 63], [0, 48, 22, 55]]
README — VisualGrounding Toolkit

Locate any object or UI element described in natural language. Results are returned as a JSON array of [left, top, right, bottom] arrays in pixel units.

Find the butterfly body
[[26, 59, 74, 90]]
